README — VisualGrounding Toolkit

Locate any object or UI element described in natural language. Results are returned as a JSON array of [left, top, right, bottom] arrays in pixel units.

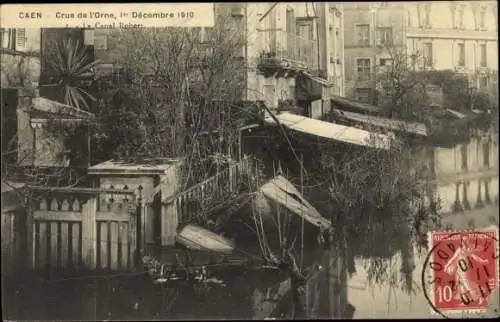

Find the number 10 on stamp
[[427, 228, 499, 313]]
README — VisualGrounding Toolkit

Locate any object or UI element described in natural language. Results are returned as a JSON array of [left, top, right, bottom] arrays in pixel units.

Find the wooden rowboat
[[176, 224, 234, 253]]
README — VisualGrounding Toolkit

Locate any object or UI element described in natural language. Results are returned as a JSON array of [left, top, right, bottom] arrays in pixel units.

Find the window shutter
[[15, 28, 26, 51]]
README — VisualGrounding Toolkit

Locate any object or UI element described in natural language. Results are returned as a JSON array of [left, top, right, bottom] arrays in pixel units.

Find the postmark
[[421, 226, 500, 318]]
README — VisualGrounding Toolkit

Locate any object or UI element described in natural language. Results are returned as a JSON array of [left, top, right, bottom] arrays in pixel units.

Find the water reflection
[[3, 268, 299, 320]]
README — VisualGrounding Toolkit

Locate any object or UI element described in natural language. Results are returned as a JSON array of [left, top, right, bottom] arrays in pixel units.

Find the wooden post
[[81, 197, 97, 269], [135, 186, 143, 269], [145, 204, 155, 246], [161, 201, 179, 246], [328, 233, 342, 319], [161, 165, 180, 246], [25, 197, 35, 271]]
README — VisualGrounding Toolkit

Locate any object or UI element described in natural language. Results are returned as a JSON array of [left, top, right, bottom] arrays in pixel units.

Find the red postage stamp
[[425, 226, 499, 314]]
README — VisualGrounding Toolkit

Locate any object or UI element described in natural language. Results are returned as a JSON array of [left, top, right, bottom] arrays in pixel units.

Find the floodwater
[[3, 273, 264, 320], [2, 268, 297, 320]]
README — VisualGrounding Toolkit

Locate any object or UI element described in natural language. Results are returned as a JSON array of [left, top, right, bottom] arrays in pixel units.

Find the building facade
[[343, 1, 498, 102], [1, 28, 41, 88], [406, 1, 498, 91], [246, 2, 344, 118], [343, 3, 407, 103], [89, 3, 345, 119]]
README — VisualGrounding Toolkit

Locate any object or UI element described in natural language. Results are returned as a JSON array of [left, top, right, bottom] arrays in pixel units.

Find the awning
[[332, 109, 428, 137], [258, 175, 332, 231], [302, 71, 335, 87], [264, 112, 391, 150], [330, 96, 383, 115]]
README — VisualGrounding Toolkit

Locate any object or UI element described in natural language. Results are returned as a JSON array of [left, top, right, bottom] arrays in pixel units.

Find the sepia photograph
[[1, 1, 499, 320]]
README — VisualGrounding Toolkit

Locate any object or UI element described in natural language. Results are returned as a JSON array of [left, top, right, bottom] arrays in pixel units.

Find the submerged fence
[[1, 186, 142, 277]]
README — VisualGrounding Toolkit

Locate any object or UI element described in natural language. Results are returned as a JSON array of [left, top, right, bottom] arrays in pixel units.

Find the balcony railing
[[257, 29, 318, 71]]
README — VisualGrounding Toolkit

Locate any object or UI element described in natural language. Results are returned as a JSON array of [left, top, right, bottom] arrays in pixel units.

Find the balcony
[[257, 29, 318, 76]]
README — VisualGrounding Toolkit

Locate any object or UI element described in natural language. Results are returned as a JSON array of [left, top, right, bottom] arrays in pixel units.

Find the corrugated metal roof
[[264, 112, 391, 150], [302, 72, 335, 87], [330, 96, 383, 114], [332, 109, 428, 137], [259, 175, 332, 231]]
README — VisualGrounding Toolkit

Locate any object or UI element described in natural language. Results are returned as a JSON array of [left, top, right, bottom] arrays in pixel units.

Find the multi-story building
[[343, 1, 498, 102], [406, 1, 498, 91], [247, 2, 344, 118], [89, 3, 345, 119], [343, 1, 499, 219], [343, 3, 407, 104]]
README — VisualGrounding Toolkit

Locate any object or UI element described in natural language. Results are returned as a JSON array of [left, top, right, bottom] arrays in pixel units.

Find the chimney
[[17, 87, 35, 166]]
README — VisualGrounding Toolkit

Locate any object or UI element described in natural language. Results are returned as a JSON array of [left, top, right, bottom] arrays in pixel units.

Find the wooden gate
[[29, 186, 141, 273]]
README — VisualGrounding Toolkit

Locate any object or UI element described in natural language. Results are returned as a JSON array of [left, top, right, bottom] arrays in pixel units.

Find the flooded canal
[[2, 268, 312, 320]]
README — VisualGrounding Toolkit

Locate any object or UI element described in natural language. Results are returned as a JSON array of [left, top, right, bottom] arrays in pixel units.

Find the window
[[457, 43, 465, 67], [424, 4, 431, 26], [410, 53, 418, 67], [1, 28, 13, 49], [461, 144, 468, 171], [480, 43, 487, 67], [451, 5, 457, 28], [458, 6, 465, 28], [483, 140, 491, 168], [379, 58, 393, 66], [417, 5, 422, 27], [355, 24, 370, 46], [297, 21, 314, 40], [423, 42, 433, 67], [356, 58, 371, 80], [479, 9, 486, 29], [376, 27, 393, 46], [355, 88, 371, 103], [1, 28, 25, 50], [479, 76, 488, 90]]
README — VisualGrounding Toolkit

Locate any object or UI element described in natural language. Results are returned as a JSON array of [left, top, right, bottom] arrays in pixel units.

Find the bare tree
[[375, 45, 433, 123], [94, 15, 251, 190]]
